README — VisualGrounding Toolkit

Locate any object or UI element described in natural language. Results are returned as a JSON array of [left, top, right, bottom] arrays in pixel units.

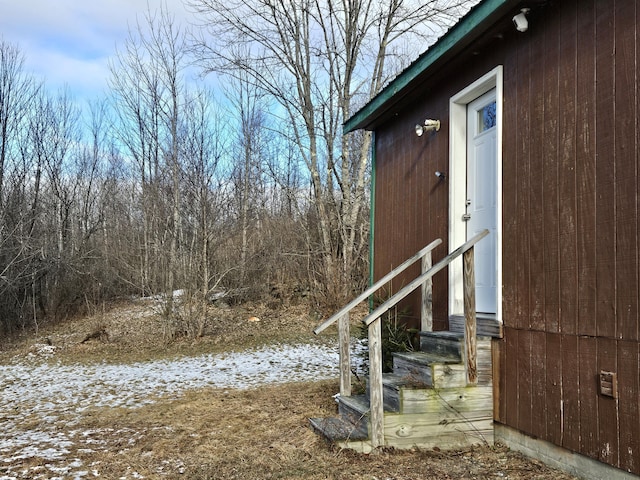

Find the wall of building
[[372, 0, 639, 474], [498, 1, 639, 474]]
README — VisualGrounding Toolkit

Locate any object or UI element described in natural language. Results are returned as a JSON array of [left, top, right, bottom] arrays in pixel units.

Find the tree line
[[0, 0, 473, 338]]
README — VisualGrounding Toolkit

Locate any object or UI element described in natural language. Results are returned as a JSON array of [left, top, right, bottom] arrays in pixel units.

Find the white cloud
[[0, 0, 194, 100]]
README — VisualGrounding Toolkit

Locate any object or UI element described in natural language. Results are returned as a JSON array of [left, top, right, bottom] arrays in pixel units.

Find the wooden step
[[392, 351, 467, 388], [309, 394, 371, 452], [337, 394, 369, 436], [419, 331, 465, 359], [383, 407, 494, 449], [419, 332, 494, 386], [364, 373, 404, 412], [449, 313, 503, 338], [310, 383, 494, 451], [395, 384, 493, 415], [309, 416, 368, 443], [368, 372, 493, 415], [310, 328, 495, 452]]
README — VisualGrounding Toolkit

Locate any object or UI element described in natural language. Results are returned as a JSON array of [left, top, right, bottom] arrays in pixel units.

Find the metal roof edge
[[343, 0, 515, 134]]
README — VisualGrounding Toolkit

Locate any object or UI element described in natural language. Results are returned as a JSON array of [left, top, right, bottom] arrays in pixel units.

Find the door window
[[477, 101, 496, 133]]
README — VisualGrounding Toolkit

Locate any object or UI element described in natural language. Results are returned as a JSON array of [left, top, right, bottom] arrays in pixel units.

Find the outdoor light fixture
[[512, 8, 529, 32], [415, 119, 440, 136]]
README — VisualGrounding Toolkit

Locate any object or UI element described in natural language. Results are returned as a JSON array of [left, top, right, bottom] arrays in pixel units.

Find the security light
[[415, 119, 440, 136], [513, 8, 529, 32]]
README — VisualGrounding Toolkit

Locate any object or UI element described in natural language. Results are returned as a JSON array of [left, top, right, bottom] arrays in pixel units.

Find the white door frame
[[448, 66, 503, 322]]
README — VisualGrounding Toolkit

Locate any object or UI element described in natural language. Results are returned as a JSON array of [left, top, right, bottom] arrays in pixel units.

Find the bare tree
[[0, 41, 40, 332], [109, 26, 164, 296], [0, 40, 38, 207], [179, 88, 227, 337], [189, 0, 473, 306], [223, 71, 272, 289], [75, 100, 111, 253], [41, 88, 81, 261], [109, 6, 191, 335]]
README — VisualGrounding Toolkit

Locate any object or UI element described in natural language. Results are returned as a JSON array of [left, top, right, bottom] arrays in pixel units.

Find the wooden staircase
[[310, 230, 496, 452], [310, 330, 493, 452]]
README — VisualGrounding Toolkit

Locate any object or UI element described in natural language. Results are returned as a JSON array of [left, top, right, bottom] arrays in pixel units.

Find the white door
[[466, 90, 497, 313]]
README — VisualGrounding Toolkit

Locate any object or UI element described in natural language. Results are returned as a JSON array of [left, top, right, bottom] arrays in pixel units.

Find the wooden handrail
[[313, 238, 441, 399], [363, 229, 489, 326], [313, 238, 442, 335], [366, 229, 488, 448], [313, 230, 488, 450]]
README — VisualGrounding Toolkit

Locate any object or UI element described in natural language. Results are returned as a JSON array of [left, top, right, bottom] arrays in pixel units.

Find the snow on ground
[[0, 342, 362, 480]]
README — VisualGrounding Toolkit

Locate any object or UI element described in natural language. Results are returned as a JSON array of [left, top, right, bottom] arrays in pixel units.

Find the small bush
[[357, 302, 416, 373]]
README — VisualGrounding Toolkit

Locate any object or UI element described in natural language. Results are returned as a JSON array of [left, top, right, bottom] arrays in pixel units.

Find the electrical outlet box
[[599, 371, 618, 399]]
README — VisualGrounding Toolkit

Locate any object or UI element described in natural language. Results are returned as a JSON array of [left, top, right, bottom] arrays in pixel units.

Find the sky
[[0, 0, 196, 102]]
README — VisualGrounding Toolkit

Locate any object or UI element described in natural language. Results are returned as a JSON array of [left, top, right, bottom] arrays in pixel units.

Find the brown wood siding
[[616, 0, 639, 341], [371, 0, 640, 473], [595, 2, 617, 339], [500, 0, 640, 472], [618, 341, 640, 472], [504, 328, 518, 429], [502, 44, 518, 326], [529, 330, 546, 439], [373, 104, 451, 330], [597, 337, 619, 466], [560, 334, 580, 452], [542, 7, 561, 333], [576, 0, 597, 337], [558, 0, 578, 336], [502, 326, 640, 472], [545, 333, 562, 446], [516, 329, 532, 435], [515, 34, 531, 332]]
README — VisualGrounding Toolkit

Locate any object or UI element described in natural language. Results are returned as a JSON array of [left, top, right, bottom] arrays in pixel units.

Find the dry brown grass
[[64, 380, 575, 479], [0, 300, 578, 479], [0, 298, 358, 364]]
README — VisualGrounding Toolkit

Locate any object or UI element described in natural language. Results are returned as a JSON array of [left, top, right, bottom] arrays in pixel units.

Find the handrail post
[[463, 246, 478, 385], [338, 312, 351, 397], [368, 317, 384, 448], [421, 250, 433, 332]]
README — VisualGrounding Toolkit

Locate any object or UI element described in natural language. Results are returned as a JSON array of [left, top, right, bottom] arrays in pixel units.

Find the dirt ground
[[0, 298, 579, 479]]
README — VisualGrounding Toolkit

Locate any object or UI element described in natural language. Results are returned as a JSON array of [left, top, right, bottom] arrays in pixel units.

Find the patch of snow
[[0, 342, 346, 478], [139, 289, 185, 302], [26, 343, 58, 359]]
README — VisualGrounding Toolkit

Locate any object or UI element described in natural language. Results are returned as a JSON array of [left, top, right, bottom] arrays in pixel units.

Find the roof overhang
[[343, 0, 522, 133]]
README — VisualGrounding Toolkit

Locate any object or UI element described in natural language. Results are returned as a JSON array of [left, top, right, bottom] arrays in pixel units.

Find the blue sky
[[0, 0, 195, 102]]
